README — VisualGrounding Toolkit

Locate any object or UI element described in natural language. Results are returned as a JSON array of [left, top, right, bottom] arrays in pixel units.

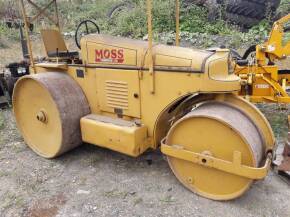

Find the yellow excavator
[[8, 0, 289, 200]]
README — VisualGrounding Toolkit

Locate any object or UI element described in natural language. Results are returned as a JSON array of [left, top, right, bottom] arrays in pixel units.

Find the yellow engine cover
[[80, 34, 211, 72]]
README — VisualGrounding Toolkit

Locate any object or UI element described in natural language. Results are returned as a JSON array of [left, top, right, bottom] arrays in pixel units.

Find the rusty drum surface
[[13, 72, 90, 158]]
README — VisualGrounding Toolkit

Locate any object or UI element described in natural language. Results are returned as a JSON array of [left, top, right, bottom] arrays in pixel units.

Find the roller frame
[[161, 142, 272, 180]]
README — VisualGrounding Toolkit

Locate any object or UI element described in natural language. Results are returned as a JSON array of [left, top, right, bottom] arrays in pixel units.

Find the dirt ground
[[1, 37, 290, 217], [0, 105, 289, 217]]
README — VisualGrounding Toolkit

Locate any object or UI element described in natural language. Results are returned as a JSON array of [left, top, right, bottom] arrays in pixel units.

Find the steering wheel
[[75, 20, 100, 49]]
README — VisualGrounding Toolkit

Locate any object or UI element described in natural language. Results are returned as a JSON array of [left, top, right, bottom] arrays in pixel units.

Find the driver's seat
[[41, 29, 78, 59]]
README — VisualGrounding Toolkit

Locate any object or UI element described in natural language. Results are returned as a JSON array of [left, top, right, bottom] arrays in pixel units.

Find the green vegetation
[[52, 0, 275, 48], [277, 0, 290, 18], [58, 1, 240, 36], [0, 0, 289, 48], [180, 4, 231, 35], [0, 25, 19, 48], [257, 104, 289, 138], [52, 0, 285, 48], [0, 24, 18, 40], [269, 110, 289, 138]]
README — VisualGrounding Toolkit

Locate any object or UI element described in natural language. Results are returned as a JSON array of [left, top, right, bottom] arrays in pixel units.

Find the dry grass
[[0, 111, 4, 130], [0, 36, 78, 68]]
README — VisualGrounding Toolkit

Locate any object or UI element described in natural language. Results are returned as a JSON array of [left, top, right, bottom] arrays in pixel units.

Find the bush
[[102, 0, 176, 38], [57, 0, 119, 32], [106, 1, 238, 38], [0, 24, 19, 42], [0, 0, 283, 48], [277, 0, 290, 17]]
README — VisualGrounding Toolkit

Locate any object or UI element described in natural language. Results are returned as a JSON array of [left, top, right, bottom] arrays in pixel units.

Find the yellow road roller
[[13, 0, 275, 200]]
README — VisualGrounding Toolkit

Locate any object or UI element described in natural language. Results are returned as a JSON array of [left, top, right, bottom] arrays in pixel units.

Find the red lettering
[[95, 50, 103, 58], [103, 49, 110, 58], [117, 50, 124, 59], [111, 49, 117, 59], [95, 49, 124, 63]]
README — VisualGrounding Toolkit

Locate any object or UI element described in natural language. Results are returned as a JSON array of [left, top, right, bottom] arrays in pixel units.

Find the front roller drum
[[13, 72, 90, 158], [162, 98, 274, 200]]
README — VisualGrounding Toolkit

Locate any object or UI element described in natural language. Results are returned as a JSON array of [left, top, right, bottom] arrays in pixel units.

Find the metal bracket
[[26, 0, 60, 27], [161, 142, 272, 180], [19, 0, 61, 73]]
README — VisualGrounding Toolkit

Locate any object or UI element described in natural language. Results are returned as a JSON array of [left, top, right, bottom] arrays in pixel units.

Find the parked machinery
[[0, 24, 30, 107], [11, 0, 287, 201], [234, 14, 290, 104]]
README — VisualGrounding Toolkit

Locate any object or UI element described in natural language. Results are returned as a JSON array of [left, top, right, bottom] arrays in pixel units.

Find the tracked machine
[[12, 0, 288, 200]]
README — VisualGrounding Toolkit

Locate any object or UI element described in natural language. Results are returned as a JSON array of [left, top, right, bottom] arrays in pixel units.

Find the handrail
[[18, 0, 61, 73], [146, 0, 180, 93]]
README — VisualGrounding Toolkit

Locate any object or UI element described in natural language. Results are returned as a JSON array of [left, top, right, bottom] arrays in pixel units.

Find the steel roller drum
[[166, 100, 266, 200], [13, 72, 90, 158]]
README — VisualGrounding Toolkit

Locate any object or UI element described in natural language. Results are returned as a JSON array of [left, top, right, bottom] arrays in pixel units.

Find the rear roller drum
[[163, 96, 274, 200], [13, 72, 90, 158]]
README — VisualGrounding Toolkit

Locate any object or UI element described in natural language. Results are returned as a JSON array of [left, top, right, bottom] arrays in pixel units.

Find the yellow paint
[[13, 77, 62, 158], [22, 32, 274, 200], [41, 29, 68, 56], [161, 144, 271, 180], [81, 114, 148, 157], [14, 0, 278, 200], [235, 14, 290, 103]]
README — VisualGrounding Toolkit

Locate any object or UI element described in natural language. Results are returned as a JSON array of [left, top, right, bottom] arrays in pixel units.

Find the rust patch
[[24, 193, 66, 217], [278, 157, 290, 171], [278, 144, 290, 172], [277, 118, 290, 180], [282, 144, 290, 158], [278, 116, 290, 172]]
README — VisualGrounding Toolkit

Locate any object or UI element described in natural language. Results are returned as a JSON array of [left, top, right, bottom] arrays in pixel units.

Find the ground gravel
[[0, 105, 289, 217]]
